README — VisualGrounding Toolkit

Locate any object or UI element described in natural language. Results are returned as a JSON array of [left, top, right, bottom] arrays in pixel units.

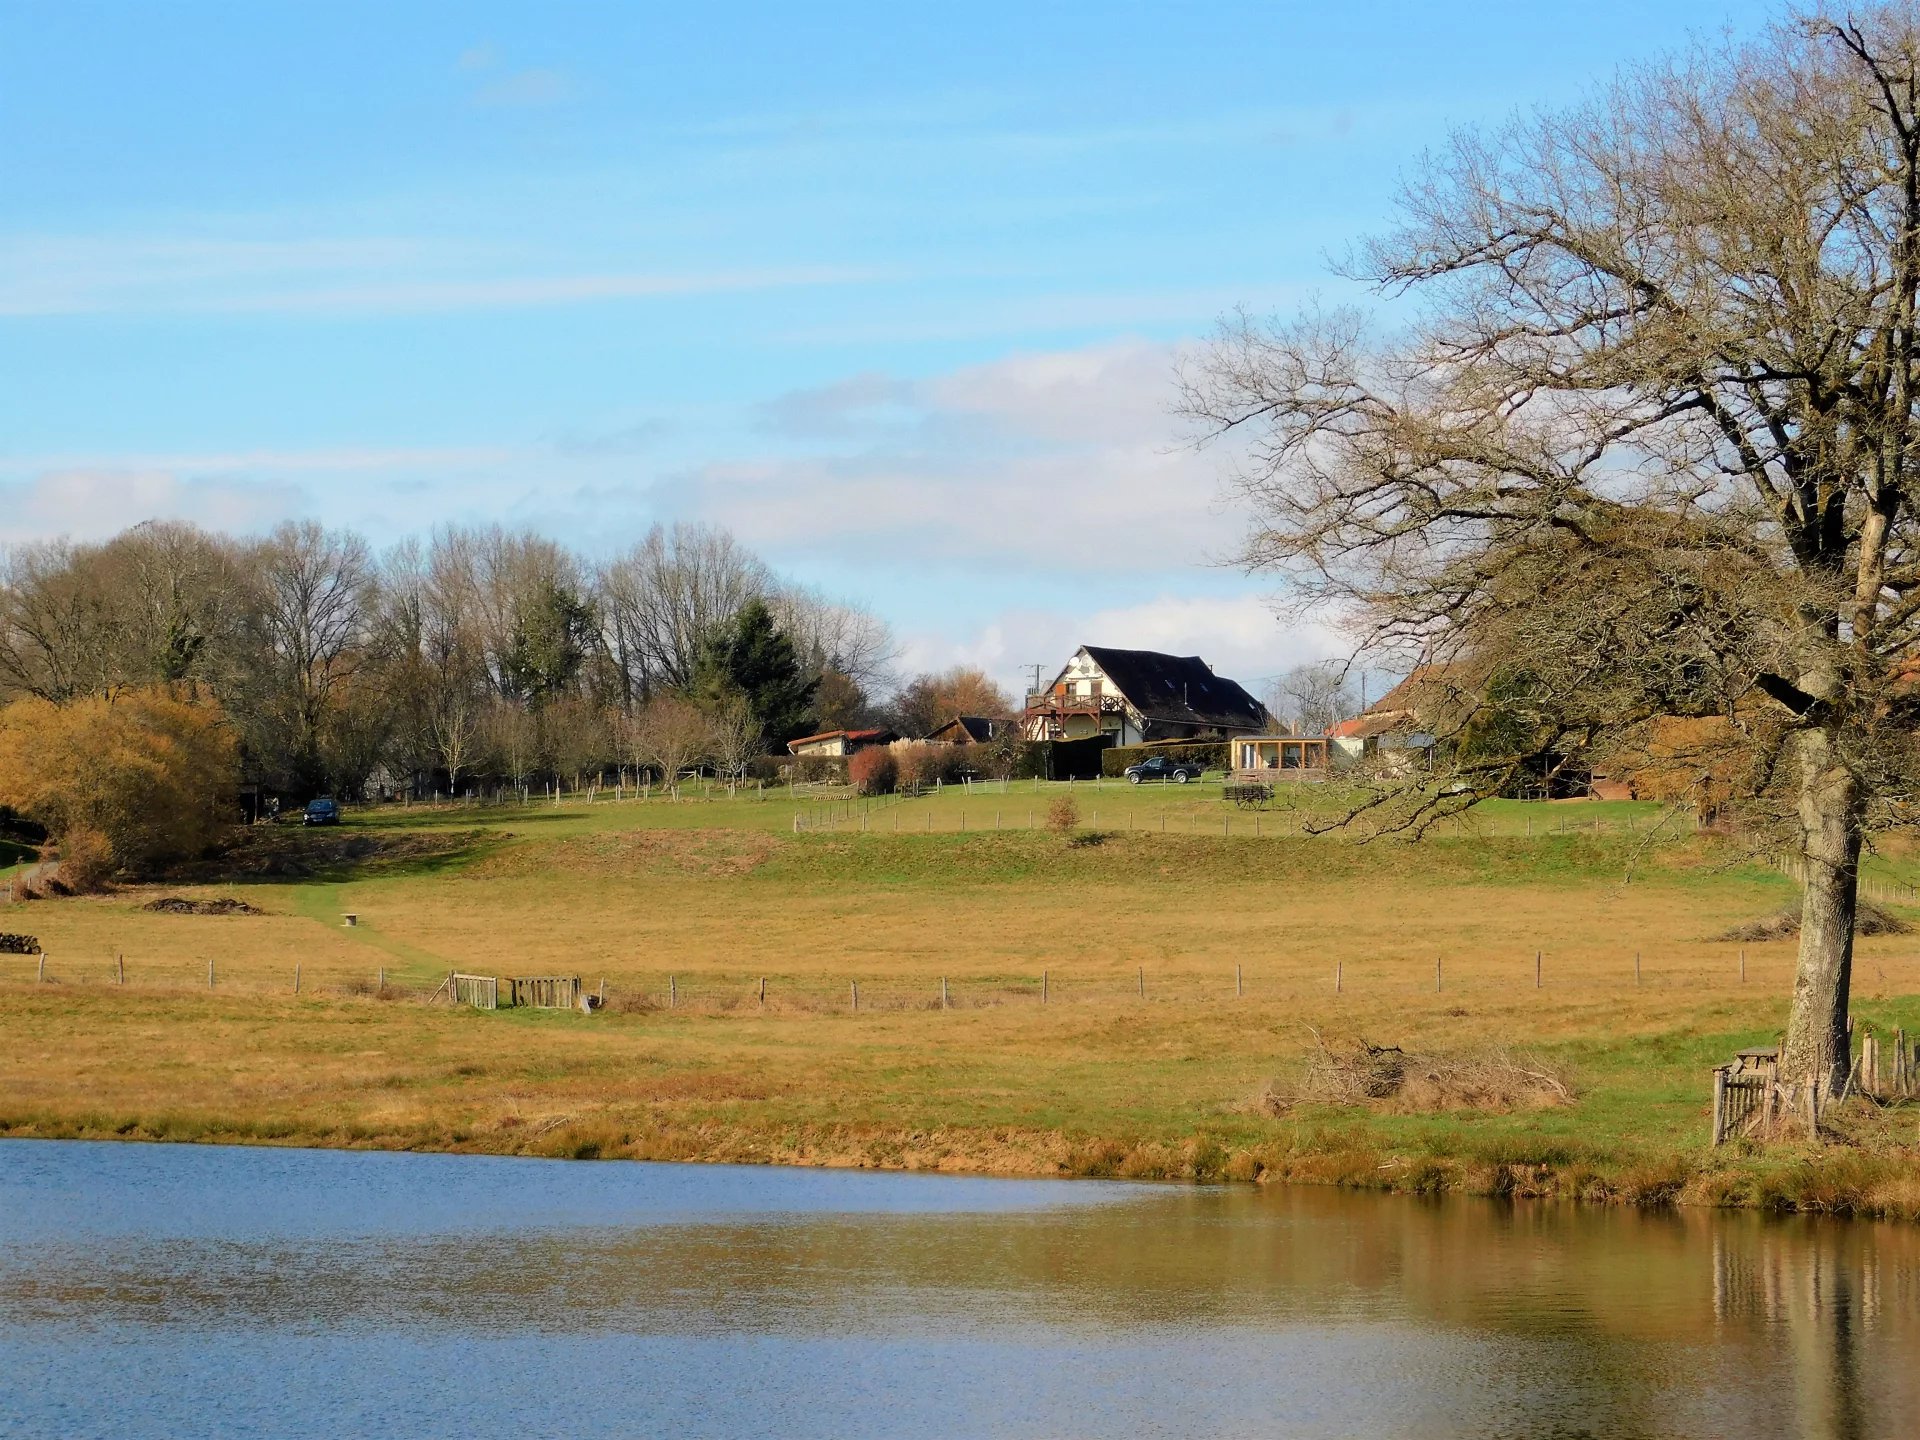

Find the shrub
[[0, 687, 238, 878], [1046, 795, 1080, 834], [848, 746, 896, 795], [56, 827, 116, 893], [788, 755, 848, 784]]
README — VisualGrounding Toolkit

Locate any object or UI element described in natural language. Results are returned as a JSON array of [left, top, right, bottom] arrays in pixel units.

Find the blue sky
[[0, 0, 1777, 695]]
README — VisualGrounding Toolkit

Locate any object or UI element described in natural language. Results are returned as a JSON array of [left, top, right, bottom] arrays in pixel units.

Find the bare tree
[[1267, 663, 1355, 737], [1183, 6, 1920, 1099], [599, 523, 771, 701], [887, 666, 1015, 738], [626, 694, 713, 800], [706, 691, 762, 794]]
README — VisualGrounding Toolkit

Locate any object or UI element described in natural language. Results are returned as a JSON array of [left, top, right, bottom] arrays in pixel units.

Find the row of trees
[[0, 519, 1017, 801]]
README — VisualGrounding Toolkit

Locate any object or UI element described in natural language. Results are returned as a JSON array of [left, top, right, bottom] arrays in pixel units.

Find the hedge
[[1099, 741, 1231, 777]]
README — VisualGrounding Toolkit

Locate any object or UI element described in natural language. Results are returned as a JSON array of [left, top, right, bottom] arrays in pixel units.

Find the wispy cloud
[[474, 67, 572, 108], [0, 230, 888, 317]]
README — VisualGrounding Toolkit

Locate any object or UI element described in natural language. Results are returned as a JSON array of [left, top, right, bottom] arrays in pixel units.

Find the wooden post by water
[[1711, 1066, 1727, 1146]]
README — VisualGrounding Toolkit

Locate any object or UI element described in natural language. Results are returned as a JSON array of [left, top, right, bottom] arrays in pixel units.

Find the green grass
[[1, 787, 1916, 1215]]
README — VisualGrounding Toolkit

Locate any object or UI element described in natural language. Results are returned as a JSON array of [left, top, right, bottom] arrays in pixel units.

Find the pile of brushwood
[[142, 896, 264, 916], [1265, 1031, 1574, 1116], [1717, 903, 1910, 943], [0, 933, 41, 954]]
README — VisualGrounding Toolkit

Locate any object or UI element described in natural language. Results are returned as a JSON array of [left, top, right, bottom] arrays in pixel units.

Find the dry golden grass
[[3, 809, 1919, 1213]]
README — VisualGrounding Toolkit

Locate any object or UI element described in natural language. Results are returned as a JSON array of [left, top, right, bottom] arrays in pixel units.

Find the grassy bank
[[3, 787, 1918, 1217]]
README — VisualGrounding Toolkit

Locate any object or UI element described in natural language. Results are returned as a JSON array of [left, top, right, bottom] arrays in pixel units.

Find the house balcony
[[1024, 692, 1126, 716]]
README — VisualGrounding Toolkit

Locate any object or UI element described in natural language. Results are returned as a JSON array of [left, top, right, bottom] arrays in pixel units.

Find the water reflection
[[1, 1142, 1915, 1439]]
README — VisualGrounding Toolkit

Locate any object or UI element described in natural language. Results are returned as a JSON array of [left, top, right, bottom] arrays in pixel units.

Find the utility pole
[[1024, 664, 1045, 698]]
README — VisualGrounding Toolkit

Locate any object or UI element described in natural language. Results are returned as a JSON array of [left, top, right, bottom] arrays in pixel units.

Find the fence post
[[295, 964, 301, 994], [378, 967, 385, 993], [669, 975, 677, 1009], [941, 976, 949, 1010], [1711, 1066, 1727, 1146], [1534, 950, 1541, 989], [1137, 966, 1145, 1000], [1740, 949, 1746, 983], [1235, 963, 1243, 999], [1635, 951, 1641, 986], [117, 953, 125, 985], [1336, 960, 1342, 994], [1042, 969, 1049, 1006], [759, 976, 767, 1006], [850, 980, 859, 1013], [208, 957, 215, 989], [37, 953, 45, 983], [1436, 956, 1443, 993]]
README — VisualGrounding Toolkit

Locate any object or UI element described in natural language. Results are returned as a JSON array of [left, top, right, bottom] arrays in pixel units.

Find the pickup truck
[[1123, 755, 1204, 784]]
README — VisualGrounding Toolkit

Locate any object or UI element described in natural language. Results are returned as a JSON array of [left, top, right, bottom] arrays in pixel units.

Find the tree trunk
[[1781, 727, 1860, 1098]]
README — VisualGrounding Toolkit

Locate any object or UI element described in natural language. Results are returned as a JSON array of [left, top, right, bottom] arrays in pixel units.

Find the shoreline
[[6, 1111, 1916, 1223]]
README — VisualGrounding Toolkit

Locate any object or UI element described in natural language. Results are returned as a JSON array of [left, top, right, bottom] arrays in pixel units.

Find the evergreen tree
[[694, 599, 817, 746]]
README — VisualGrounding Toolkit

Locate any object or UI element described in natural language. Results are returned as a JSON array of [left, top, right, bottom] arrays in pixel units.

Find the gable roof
[[1079, 645, 1270, 732], [786, 727, 895, 752], [925, 715, 998, 743]]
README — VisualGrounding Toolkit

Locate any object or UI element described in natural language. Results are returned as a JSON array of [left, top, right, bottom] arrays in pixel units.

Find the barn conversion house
[[1022, 646, 1270, 744]]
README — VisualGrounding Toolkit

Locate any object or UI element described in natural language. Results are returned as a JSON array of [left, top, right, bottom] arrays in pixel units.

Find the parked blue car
[[303, 797, 341, 826]]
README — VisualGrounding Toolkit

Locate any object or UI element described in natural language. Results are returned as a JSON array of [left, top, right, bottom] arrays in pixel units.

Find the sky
[[0, 0, 1781, 700]]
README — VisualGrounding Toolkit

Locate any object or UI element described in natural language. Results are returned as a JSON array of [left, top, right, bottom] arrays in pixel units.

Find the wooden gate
[[510, 975, 581, 1009], [451, 972, 498, 1010]]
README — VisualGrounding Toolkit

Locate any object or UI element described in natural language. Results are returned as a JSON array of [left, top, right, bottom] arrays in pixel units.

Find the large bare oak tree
[[1183, 6, 1920, 1095]]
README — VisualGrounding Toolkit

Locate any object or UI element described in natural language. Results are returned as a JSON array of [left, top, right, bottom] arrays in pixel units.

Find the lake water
[[2, 1141, 1917, 1439]]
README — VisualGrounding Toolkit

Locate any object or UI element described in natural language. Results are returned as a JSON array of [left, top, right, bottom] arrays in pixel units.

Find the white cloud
[[683, 337, 1247, 574], [895, 593, 1348, 702], [0, 469, 306, 545]]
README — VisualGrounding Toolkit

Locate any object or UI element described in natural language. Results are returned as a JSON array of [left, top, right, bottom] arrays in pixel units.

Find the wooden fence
[[1711, 1026, 1916, 1145], [509, 975, 581, 1010], [451, 973, 498, 1010]]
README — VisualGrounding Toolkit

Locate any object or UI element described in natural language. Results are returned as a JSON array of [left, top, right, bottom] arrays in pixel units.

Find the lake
[[2, 1140, 1916, 1438]]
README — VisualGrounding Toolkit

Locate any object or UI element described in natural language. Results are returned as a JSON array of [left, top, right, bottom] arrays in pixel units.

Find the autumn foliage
[[0, 688, 238, 885], [848, 746, 896, 795]]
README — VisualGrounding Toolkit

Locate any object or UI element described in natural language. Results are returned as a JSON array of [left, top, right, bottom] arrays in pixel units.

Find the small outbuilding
[[786, 727, 898, 758], [1232, 735, 1332, 782], [923, 715, 1001, 745]]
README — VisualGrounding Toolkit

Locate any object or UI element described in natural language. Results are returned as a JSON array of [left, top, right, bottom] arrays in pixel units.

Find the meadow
[[5, 779, 1920, 1215]]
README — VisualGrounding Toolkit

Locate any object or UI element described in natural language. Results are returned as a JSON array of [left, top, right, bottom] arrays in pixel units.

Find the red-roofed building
[[786, 727, 897, 758]]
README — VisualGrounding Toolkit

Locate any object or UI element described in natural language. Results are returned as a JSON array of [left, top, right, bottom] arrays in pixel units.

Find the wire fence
[[7, 946, 1903, 1013]]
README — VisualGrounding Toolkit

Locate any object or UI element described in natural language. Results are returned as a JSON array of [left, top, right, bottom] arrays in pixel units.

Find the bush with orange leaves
[[0, 688, 238, 888]]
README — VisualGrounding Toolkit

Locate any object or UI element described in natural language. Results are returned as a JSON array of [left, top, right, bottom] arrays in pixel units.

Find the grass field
[[4, 780, 1919, 1216]]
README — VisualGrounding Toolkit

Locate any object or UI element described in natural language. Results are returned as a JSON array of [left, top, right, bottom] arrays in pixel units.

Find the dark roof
[[1081, 646, 1270, 732], [925, 715, 998, 743]]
